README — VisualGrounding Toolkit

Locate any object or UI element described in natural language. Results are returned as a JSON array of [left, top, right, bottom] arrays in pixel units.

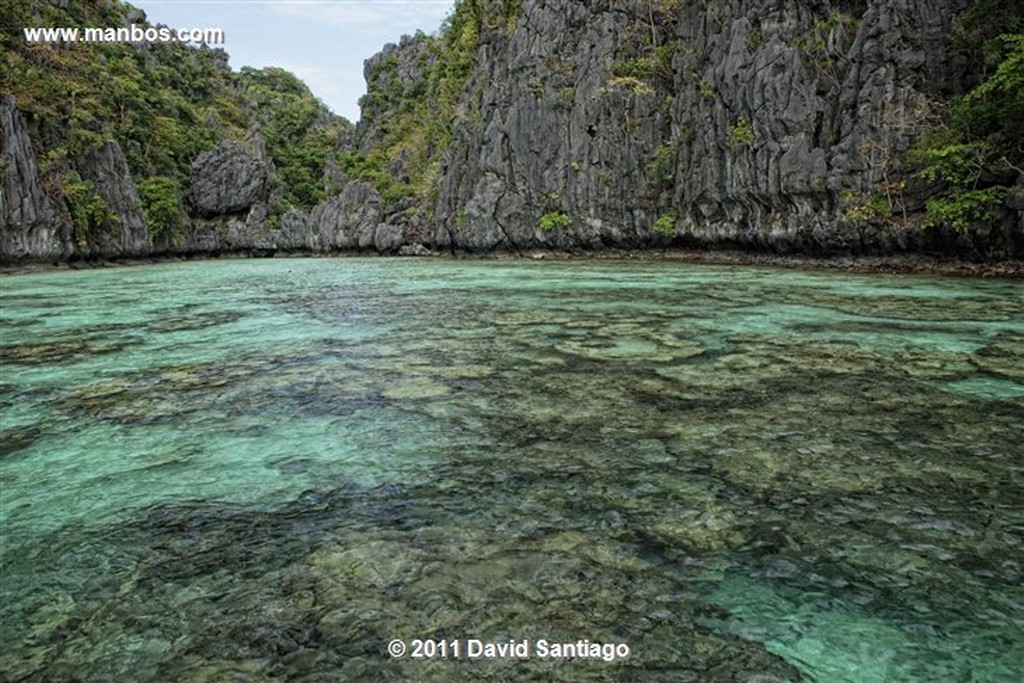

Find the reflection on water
[[1, 258, 1022, 681]]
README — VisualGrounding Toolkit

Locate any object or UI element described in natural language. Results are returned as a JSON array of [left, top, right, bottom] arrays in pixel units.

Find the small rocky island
[[1, 0, 1022, 264]]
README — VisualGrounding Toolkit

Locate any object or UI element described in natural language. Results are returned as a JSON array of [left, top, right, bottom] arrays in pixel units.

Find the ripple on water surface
[[1, 258, 1022, 681]]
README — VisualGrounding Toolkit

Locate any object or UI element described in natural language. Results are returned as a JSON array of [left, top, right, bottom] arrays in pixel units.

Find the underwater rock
[[429, 363, 495, 379], [0, 424, 41, 458], [555, 335, 705, 363], [0, 340, 88, 364], [896, 349, 976, 380], [646, 507, 745, 555], [380, 378, 450, 400], [972, 335, 1024, 380], [144, 309, 245, 333], [0, 335, 137, 364]]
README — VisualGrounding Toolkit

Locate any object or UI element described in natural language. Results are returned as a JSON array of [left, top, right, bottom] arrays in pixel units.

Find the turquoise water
[[1, 257, 1022, 681]]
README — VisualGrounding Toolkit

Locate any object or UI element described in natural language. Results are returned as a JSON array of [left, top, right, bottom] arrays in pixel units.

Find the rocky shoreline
[[3, 247, 1021, 279]]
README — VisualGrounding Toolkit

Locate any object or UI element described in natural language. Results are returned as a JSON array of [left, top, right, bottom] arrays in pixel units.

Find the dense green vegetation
[[61, 171, 115, 245], [238, 67, 349, 208], [0, 0, 346, 242], [136, 176, 186, 241], [909, 2, 1023, 230]]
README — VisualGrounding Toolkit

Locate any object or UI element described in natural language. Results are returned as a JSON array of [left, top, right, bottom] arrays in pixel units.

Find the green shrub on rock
[[539, 211, 572, 232]]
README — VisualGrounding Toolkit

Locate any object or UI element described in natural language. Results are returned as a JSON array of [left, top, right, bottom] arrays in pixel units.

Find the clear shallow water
[[1, 257, 1022, 682]]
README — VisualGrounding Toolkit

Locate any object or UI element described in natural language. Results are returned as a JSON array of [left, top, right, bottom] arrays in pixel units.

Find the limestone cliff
[[425, 0, 1022, 257], [1, 0, 1021, 263], [0, 95, 65, 260]]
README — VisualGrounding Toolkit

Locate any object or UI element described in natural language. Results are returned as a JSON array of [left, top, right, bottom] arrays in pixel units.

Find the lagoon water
[[1, 258, 1022, 681]]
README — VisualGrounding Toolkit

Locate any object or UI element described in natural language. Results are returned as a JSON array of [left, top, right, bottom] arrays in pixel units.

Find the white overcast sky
[[133, 1, 456, 121]]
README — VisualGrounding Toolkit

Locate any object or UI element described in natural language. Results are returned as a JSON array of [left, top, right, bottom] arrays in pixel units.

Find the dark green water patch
[[143, 306, 246, 333], [0, 335, 139, 365], [0, 425, 41, 459], [761, 287, 1024, 322], [972, 332, 1024, 380]]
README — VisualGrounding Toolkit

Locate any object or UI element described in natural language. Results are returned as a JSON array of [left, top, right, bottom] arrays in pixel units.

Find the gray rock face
[[308, 181, 384, 250], [399, 243, 432, 256], [427, 0, 1022, 257], [0, 95, 65, 260], [79, 141, 149, 257], [162, 180, 399, 255], [358, 34, 435, 155], [190, 132, 272, 217], [432, 1, 664, 252], [171, 202, 276, 255]]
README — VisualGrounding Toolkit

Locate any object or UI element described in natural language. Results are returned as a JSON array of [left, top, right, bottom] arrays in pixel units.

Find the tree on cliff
[[910, 4, 1023, 230]]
